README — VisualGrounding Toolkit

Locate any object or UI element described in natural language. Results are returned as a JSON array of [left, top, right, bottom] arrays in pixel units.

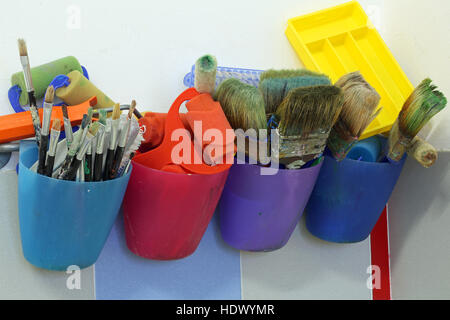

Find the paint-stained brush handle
[[110, 146, 125, 179], [103, 148, 115, 181], [85, 154, 92, 182], [94, 153, 103, 181], [37, 135, 48, 174], [45, 155, 55, 177]]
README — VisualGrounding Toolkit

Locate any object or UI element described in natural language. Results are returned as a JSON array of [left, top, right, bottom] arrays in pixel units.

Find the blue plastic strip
[[8, 85, 26, 113], [184, 65, 264, 88], [81, 66, 89, 80]]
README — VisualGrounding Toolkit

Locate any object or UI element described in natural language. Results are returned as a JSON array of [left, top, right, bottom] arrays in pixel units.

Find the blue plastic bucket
[[18, 142, 131, 271], [305, 153, 406, 243]]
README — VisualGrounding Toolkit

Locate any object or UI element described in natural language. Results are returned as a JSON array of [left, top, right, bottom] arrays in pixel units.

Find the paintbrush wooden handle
[[103, 148, 115, 181], [85, 154, 92, 182], [110, 146, 125, 179], [94, 153, 103, 181], [407, 137, 437, 168], [37, 134, 48, 174], [45, 155, 55, 177]]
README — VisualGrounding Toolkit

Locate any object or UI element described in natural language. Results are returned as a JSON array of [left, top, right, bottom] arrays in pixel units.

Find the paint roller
[[11, 56, 83, 106], [56, 70, 115, 110]]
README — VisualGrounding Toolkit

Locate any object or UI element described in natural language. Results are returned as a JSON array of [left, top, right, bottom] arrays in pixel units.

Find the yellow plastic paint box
[[286, 0, 414, 139]]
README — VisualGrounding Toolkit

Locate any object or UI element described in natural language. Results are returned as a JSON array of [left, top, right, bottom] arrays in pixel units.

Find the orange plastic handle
[[133, 88, 231, 174], [0, 97, 97, 144]]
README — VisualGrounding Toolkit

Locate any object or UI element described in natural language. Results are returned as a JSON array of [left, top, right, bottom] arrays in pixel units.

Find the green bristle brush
[[259, 69, 327, 83], [275, 85, 343, 169], [259, 75, 332, 116], [194, 54, 218, 95], [388, 78, 447, 161], [327, 72, 381, 161], [214, 78, 266, 131]]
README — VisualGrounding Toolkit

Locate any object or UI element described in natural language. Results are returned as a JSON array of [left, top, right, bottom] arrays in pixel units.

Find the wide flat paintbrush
[[18, 39, 41, 146], [327, 72, 381, 161], [103, 103, 122, 181], [388, 78, 447, 161], [275, 85, 343, 169], [38, 86, 55, 174], [62, 122, 100, 181], [44, 119, 61, 177], [110, 100, 136, 179]]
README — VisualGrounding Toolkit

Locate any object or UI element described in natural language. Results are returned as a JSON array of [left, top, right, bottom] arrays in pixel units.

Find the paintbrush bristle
[[52, 119, 61, 131], [399, 78, 447, 137], [17, 39, 28, 57], [44, 86, 55, 104], [112, 103, 121, 120], [259, 75, 332, 115], [196, 55, 217, 73], [89, 122, 101, 137], [260, 69, 326, 83], [214, 78, 267, 131], [333, 72, 381, 138], [276, 85, 343, 136], [128, 100, 137, 119]]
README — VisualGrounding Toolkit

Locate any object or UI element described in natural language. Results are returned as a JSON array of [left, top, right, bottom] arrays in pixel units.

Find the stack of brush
[[215, 68, 344, 169], [34, 96, 142, 181]]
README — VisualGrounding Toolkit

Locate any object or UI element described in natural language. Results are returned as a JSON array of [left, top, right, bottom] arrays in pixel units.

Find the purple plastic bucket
[[218, 162, 323, 252]]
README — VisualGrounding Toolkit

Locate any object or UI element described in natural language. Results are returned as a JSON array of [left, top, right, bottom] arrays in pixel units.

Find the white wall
[[0, 0, 448, 299]]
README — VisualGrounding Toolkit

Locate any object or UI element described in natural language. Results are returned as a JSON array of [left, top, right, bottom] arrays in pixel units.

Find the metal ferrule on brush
[[48, 130, 60, 157], [327, 126, 359, 161], [118, 120, 131, 148], [109, 119, 120, 151], [42, 102, 52, 136], [76, 134, 94, 161], [276, 129, 330, 168], [63, 118, 73, 144], [20, 56, 34, 93], [96, 124, 106, 154]]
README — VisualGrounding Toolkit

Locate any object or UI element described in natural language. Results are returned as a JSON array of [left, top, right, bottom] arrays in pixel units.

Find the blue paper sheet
[[95, 211, 241, 300]]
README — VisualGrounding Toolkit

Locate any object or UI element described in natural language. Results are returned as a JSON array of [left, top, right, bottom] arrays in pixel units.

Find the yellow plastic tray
[[285, 0, 414, 139]]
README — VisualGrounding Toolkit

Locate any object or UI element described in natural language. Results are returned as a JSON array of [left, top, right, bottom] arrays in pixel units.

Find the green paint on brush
[[276, 85, 343, 136], [194, 54, 217, 95], [99, 109, 107, 125], [259, 69, 327, 83], [399, 78, 447, 137], [259, 75, 331, 114], [214, 78, 267, 131]]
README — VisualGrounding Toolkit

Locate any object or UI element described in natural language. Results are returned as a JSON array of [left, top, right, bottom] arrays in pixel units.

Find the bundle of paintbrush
[[274, 85, 343, 169], [327, 72, 381, 161], [387, 78, 447, 161]]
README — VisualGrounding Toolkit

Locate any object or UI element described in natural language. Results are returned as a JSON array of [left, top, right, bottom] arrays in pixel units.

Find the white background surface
[[0, 0, 449, 300]]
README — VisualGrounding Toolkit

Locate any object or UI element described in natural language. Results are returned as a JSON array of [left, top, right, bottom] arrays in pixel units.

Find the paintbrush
[[103, 103, 122, 181], [214, 78, 266, 131], [259, 75, 331, 116], [275, 85, 343, 169], [44, 119, 61, 177], [17, 39, 41, 146], [195, 54, 217, 95], [388, 78, 447, 161], [94, 110, 107, 181], [327, 72, 381, 161], [259, 69, 327, 83], [37, 86, 55, 174], [61, 105, 73, 149], [110, 100, 136, 179], [407, 136, 438, 168], [57, 114, 89, 179], [62, 122, 101, 181]]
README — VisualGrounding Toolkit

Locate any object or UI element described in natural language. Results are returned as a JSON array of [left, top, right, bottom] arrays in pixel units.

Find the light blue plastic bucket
[[18, 142, 131, 271]]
